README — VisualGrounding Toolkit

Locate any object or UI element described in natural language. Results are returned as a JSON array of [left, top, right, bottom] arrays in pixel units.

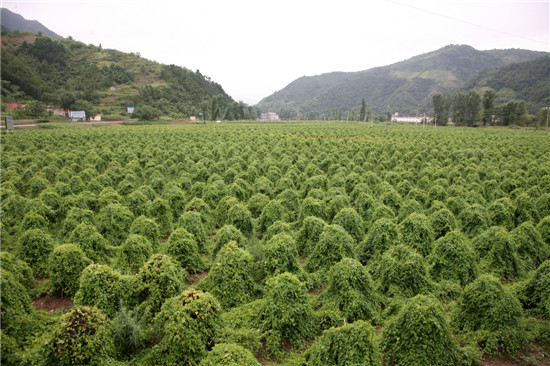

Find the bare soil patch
[[33, 295, 73, 313]]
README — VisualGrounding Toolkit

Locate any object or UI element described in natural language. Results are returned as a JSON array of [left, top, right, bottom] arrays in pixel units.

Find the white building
[[260, 112, 280, 121]]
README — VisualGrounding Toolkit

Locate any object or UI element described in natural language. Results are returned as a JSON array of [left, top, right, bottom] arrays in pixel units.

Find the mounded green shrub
[[39, 189, 65, 223], [42, 306, 114, 365], [399, 212, 434, 257], [381, 295, 460, 366], [472, 226, 521, 280], [215, 196, 239, 227], [62, 207, 95, 238], [49, 244, 90, 296], [200, 242, 260, 309], [20, 211, 48, 231], [178, 211, 207, 252], [74, 264, 133, 317], [258, 200, 287, 234], [163, 228, 205, 273], [397, 198, 423, 223], [0, 251, 33, 289], [130, 215, 160, 250], [116, 234, 153, 274], [69, 222, 110, 263], [487, 197, 516, 230], [298, 196, 326, 222], [427, 230, 477, 286], [430, 207, 456, 239], [374, 244, 432, 299], [212, 224, 247, 258], [263, 233, 302, 278], [16, 228, 54, 277], [199, 343, 260, 366], [110, 305, 144, 358], [357, 218, 400, 264], [127, 190, 151, 218], [308, 320, 380, 366], [149, 198, 171, 235], [512, 221, 549, 270], [258, 272, 316, 347], [276, 188, 300, 220], [263, 220, 293, 242], [325, 194, 351, 221], [458, 203, 490, 238], [227, 203, 255, 238], [520, 260, 550, 319], [134, 254, 187, 324], [319, 258, 378, 322], [97, 203, 134, 245], [537, 216, 550, 246], [453, 274, 525, 355], [536, 193, 550, 220], [149, 290, 222, 365], [332, 207, 364, 244], [0, 268, 34, 340], [306, 224, 356, 273], [247, 193, 270, 219], [295, 216, 327, 257]]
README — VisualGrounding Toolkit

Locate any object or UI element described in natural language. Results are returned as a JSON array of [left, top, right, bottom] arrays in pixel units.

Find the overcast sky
[[3, 0, 549, 104]]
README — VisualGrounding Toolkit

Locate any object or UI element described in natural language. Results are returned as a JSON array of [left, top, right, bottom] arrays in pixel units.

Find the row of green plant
[[1, 123, 549, 365]]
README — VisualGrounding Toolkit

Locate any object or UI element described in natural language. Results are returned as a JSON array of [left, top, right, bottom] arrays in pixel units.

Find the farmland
[[1, 123, 550, 365]]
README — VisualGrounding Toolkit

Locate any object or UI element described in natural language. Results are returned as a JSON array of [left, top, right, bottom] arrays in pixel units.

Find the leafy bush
[[163, 228, 205, 273], [262, 233, 302, 278], [537, 216, 550, 246], [319, 258, 378, 322], [263, 220, 293, 242], [357, 218, 400, 264], [16, 228, 54, 277], [427, 230, 477, 286], [0, 251, 33, 289], [69, 222, 110, 263], [97, 203, 134, 245], [472, 226, 521, 280], [399, 212, 434, 257], [298, 196, 326, 222], [178, 211, 207, 252], [149, 198, 171, 234], [212, 224, 247, 258], [520, 260, 550, 319], [487, 197, 516, 230], [453, 274, 526, 355], [247, 193, 270, 218], [306, 224, 356, 273], [381, 295, 460, 365], [149, 290, 222, 365], [42, 306, 114, 365], [49, 244, 90, 296], [429, 207, 456, 239], [374, 244, 432, 299], [20, 211, 48, 231], [199, 343, 260, 366], [74, 264, 133, 317], [458, 203, 490, 238], [116, 234, 153, 274], [227, 203, 255, 238], [62, 206, 95, 237], [200, 242, 260, 309], [258, 200, 287, 234], [110, 305, 144, 358], [332, 207, 364, 243], [0, 268, 34, 340], [295, 216, 327, 257], [308, 320, 380, 366], [258, 272, 316, 347], [536, 193, 550, 220], [134, 254, 187, 324], [512, 221, 549, 270], [130, 215, 160, 250], [215, 196, 239, 226]]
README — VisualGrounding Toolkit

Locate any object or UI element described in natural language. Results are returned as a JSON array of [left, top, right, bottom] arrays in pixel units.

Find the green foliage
[[357, 218, 400, 264], [512, 221, 549, 270], [262, 233, 302, 278], [199, 343, 260, 366], [115, 234, 153, 274], [319, 258, 378, 322], [227, 203, 255, 238], [258, 272, 316, 347], [453, 274, 526, 355], [520, 260, 550, 319], [332, 207, 364, 243], [458, 204, 490, 238], [0, 268, 34, 340], [399, 212, 434, 257], [1, 251, 34, 289], [110, 305, 144, 357], [212, 224, 247, 258], [149, 198, 171, 234], [472, 226, 521, 280], [149, 290, 222, 365], [298, 196, 326, 222], [134, 254, 187, 324], [258, 200, 287, 234], [16, 228, 54, 277], [201, 242, 260, 309], [381, 295, 460, 366], [49, 244, 89, 296], [74, 264, 133, 317], [306, 224, 356, 273], [247, 193, 270, 218], [308, 320, 381, 366], [487, 197, 516, 230], [129, 215, 160, 250], [178, 211, 207, 252], [295, 216, 327, 257], [42, 306, 114, 366], [69, 222, 110, 263], [163, 228, 205, 273], [374, 244, 432, 299], [430, 207, 457, 239], [536, 216, 550, 246], [96, 203, 134, 245], [427, 231, 477, 286]]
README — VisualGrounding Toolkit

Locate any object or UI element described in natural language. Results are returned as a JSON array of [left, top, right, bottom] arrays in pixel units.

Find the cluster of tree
[[1, 31, 259, 121], [432, 90, 549, 127], [2, 124, 550, 365]]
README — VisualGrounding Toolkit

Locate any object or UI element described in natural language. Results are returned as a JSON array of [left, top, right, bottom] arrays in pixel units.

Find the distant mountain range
[[1, 8, 62, 38], [256, 45, 550, 117]]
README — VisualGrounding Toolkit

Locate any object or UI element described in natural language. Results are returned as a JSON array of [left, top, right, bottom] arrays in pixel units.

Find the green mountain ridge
[[1, 8, 62, 39], [256, 44, 549, 118]]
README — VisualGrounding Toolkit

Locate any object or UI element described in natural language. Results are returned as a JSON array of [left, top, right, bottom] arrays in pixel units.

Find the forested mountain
[[256, 45, 549, 119], [1, 31, 258, 120], [1, 8, 61, 39]]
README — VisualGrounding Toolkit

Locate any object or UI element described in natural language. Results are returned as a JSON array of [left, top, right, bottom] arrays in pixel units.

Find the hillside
[[1, 8, 61, 39], [0, 31, 258, 120], [256, 45, 549, 118]]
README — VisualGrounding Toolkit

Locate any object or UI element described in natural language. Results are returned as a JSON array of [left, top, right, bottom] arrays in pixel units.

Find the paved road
[[1, 121, 124, 128]]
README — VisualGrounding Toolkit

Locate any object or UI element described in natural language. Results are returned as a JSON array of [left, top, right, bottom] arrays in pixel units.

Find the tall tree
[[432, 94, 445, 126], [482, 89, 496, 126], [360, 98, 367, 122]]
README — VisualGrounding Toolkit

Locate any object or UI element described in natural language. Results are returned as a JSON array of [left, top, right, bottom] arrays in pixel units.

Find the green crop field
[[2, 123, 549, 365]]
